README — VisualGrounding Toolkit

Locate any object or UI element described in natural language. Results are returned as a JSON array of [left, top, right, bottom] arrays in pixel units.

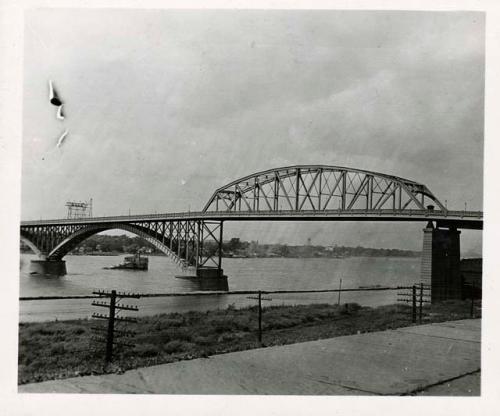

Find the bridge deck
[[21, 209, 483, 229]]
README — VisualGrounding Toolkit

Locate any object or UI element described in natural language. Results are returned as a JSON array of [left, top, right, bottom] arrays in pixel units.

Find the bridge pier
[[196, 267, 228, 290], [176, 267, 228, 291], [30, 259, 67, 276], [420, 222, 461, 302]]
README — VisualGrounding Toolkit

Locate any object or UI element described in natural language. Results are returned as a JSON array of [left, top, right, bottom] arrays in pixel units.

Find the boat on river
[[104, 253, 148, 270]]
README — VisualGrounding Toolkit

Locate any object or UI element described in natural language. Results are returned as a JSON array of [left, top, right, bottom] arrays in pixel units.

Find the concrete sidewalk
[[19, 319, 481, 395]]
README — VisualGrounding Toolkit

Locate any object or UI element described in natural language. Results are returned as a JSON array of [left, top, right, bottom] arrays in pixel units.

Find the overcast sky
[[21, 9, 484, 252]]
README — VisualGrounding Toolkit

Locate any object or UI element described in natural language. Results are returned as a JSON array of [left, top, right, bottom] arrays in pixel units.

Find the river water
[[19, 253, 421, 322]]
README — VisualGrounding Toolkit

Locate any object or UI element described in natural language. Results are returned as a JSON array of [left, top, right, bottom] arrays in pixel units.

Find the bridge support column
[[420, 222, 461, 302], [30, 259, 67, 276], [184, 220, 228, 290], [195, 267, 229, 291]]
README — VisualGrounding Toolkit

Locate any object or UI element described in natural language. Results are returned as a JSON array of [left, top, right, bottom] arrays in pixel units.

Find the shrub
[[265, 317, 300, 330], [192, 335, 213, 346], [211, 319, 236, 334], [36, 328, 56, 336], [163, 340, 194, 354], [217, 331, 248, 343], [136, 330, 170, 344], [339, 303, 361, 315], [170, 327, 192, 342], [49, 344, 66, 355], [133, 344, 161, 357], [230, 315, 253, 331], [164, 316, 185, 327]]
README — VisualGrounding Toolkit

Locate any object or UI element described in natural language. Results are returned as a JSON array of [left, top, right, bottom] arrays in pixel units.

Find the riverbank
[[18, 299, 480, 385], [19, 319, 481, 395]]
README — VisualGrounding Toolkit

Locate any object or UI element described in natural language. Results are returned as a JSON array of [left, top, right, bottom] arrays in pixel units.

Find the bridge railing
[[20, 208, 483, 226]]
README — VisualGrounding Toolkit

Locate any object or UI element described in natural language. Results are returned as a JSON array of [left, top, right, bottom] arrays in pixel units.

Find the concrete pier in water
[[30, 260, 67, 276], [176, 267, 229, 291]]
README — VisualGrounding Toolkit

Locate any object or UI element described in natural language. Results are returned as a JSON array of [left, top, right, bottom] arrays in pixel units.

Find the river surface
[[19, 253, 421, 322]]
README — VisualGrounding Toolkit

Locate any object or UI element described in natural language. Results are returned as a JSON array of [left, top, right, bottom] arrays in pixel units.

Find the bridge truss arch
[[20, 235, 43, 258], [45, 223, 196, 269], [20, 221, 225, 276], [203, 165, 446, 214]]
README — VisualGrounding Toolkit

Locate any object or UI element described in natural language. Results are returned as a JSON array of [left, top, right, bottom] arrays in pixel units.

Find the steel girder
[[203, 165, 446, 213], [20, 220, 224, 275]]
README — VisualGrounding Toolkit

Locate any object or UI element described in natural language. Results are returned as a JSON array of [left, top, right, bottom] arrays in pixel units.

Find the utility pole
[[91, 290, 140, 364], [247, 291, 272, 345]]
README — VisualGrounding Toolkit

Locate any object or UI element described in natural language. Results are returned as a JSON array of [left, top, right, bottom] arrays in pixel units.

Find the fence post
[[105, 290, 116, 363], [337, 278, 342, 306], [470, 281, 475, 318], [419, 283, 423, 324], [412, 285, 417, 324], [258, 291, 262, 344]]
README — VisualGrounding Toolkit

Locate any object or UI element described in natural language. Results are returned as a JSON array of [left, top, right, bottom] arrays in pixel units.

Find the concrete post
[[420, 222, 434, 288], [420, 222, 461, 302]]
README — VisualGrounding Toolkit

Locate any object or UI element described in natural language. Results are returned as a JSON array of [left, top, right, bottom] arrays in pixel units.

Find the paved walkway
[[19, 319, 481, 395]]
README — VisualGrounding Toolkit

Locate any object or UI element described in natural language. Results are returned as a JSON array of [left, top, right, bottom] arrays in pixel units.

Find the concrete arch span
[[23, 223, 194, 273]]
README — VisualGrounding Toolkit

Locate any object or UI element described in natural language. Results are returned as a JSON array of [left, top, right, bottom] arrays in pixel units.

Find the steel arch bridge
[[203, 165, 446, 213], [20, 165, 483, 279]]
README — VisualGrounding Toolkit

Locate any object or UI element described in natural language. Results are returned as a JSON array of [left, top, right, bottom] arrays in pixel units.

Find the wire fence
[[19, 284, 481, 324], [18, 283, 481, 377], [19, 286, 408, 301], [19, 286, 409, 324]]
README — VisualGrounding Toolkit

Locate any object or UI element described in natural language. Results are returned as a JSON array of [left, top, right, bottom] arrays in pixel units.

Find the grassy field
[[18, 299, 480, 385]]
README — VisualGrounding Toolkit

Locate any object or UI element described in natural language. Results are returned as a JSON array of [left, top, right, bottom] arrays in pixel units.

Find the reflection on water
[[175, 276, 229, 291], [19, 253, 421, 322]]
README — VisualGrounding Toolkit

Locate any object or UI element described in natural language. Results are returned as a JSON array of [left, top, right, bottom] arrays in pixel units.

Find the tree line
[[20, 235, 420, 258]]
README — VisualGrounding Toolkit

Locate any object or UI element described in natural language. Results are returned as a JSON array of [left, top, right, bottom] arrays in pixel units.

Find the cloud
[[21, 10, 484, 250]]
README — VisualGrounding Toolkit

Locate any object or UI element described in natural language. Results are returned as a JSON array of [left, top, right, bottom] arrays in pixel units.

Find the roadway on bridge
[[19, 319, 480, 395]]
